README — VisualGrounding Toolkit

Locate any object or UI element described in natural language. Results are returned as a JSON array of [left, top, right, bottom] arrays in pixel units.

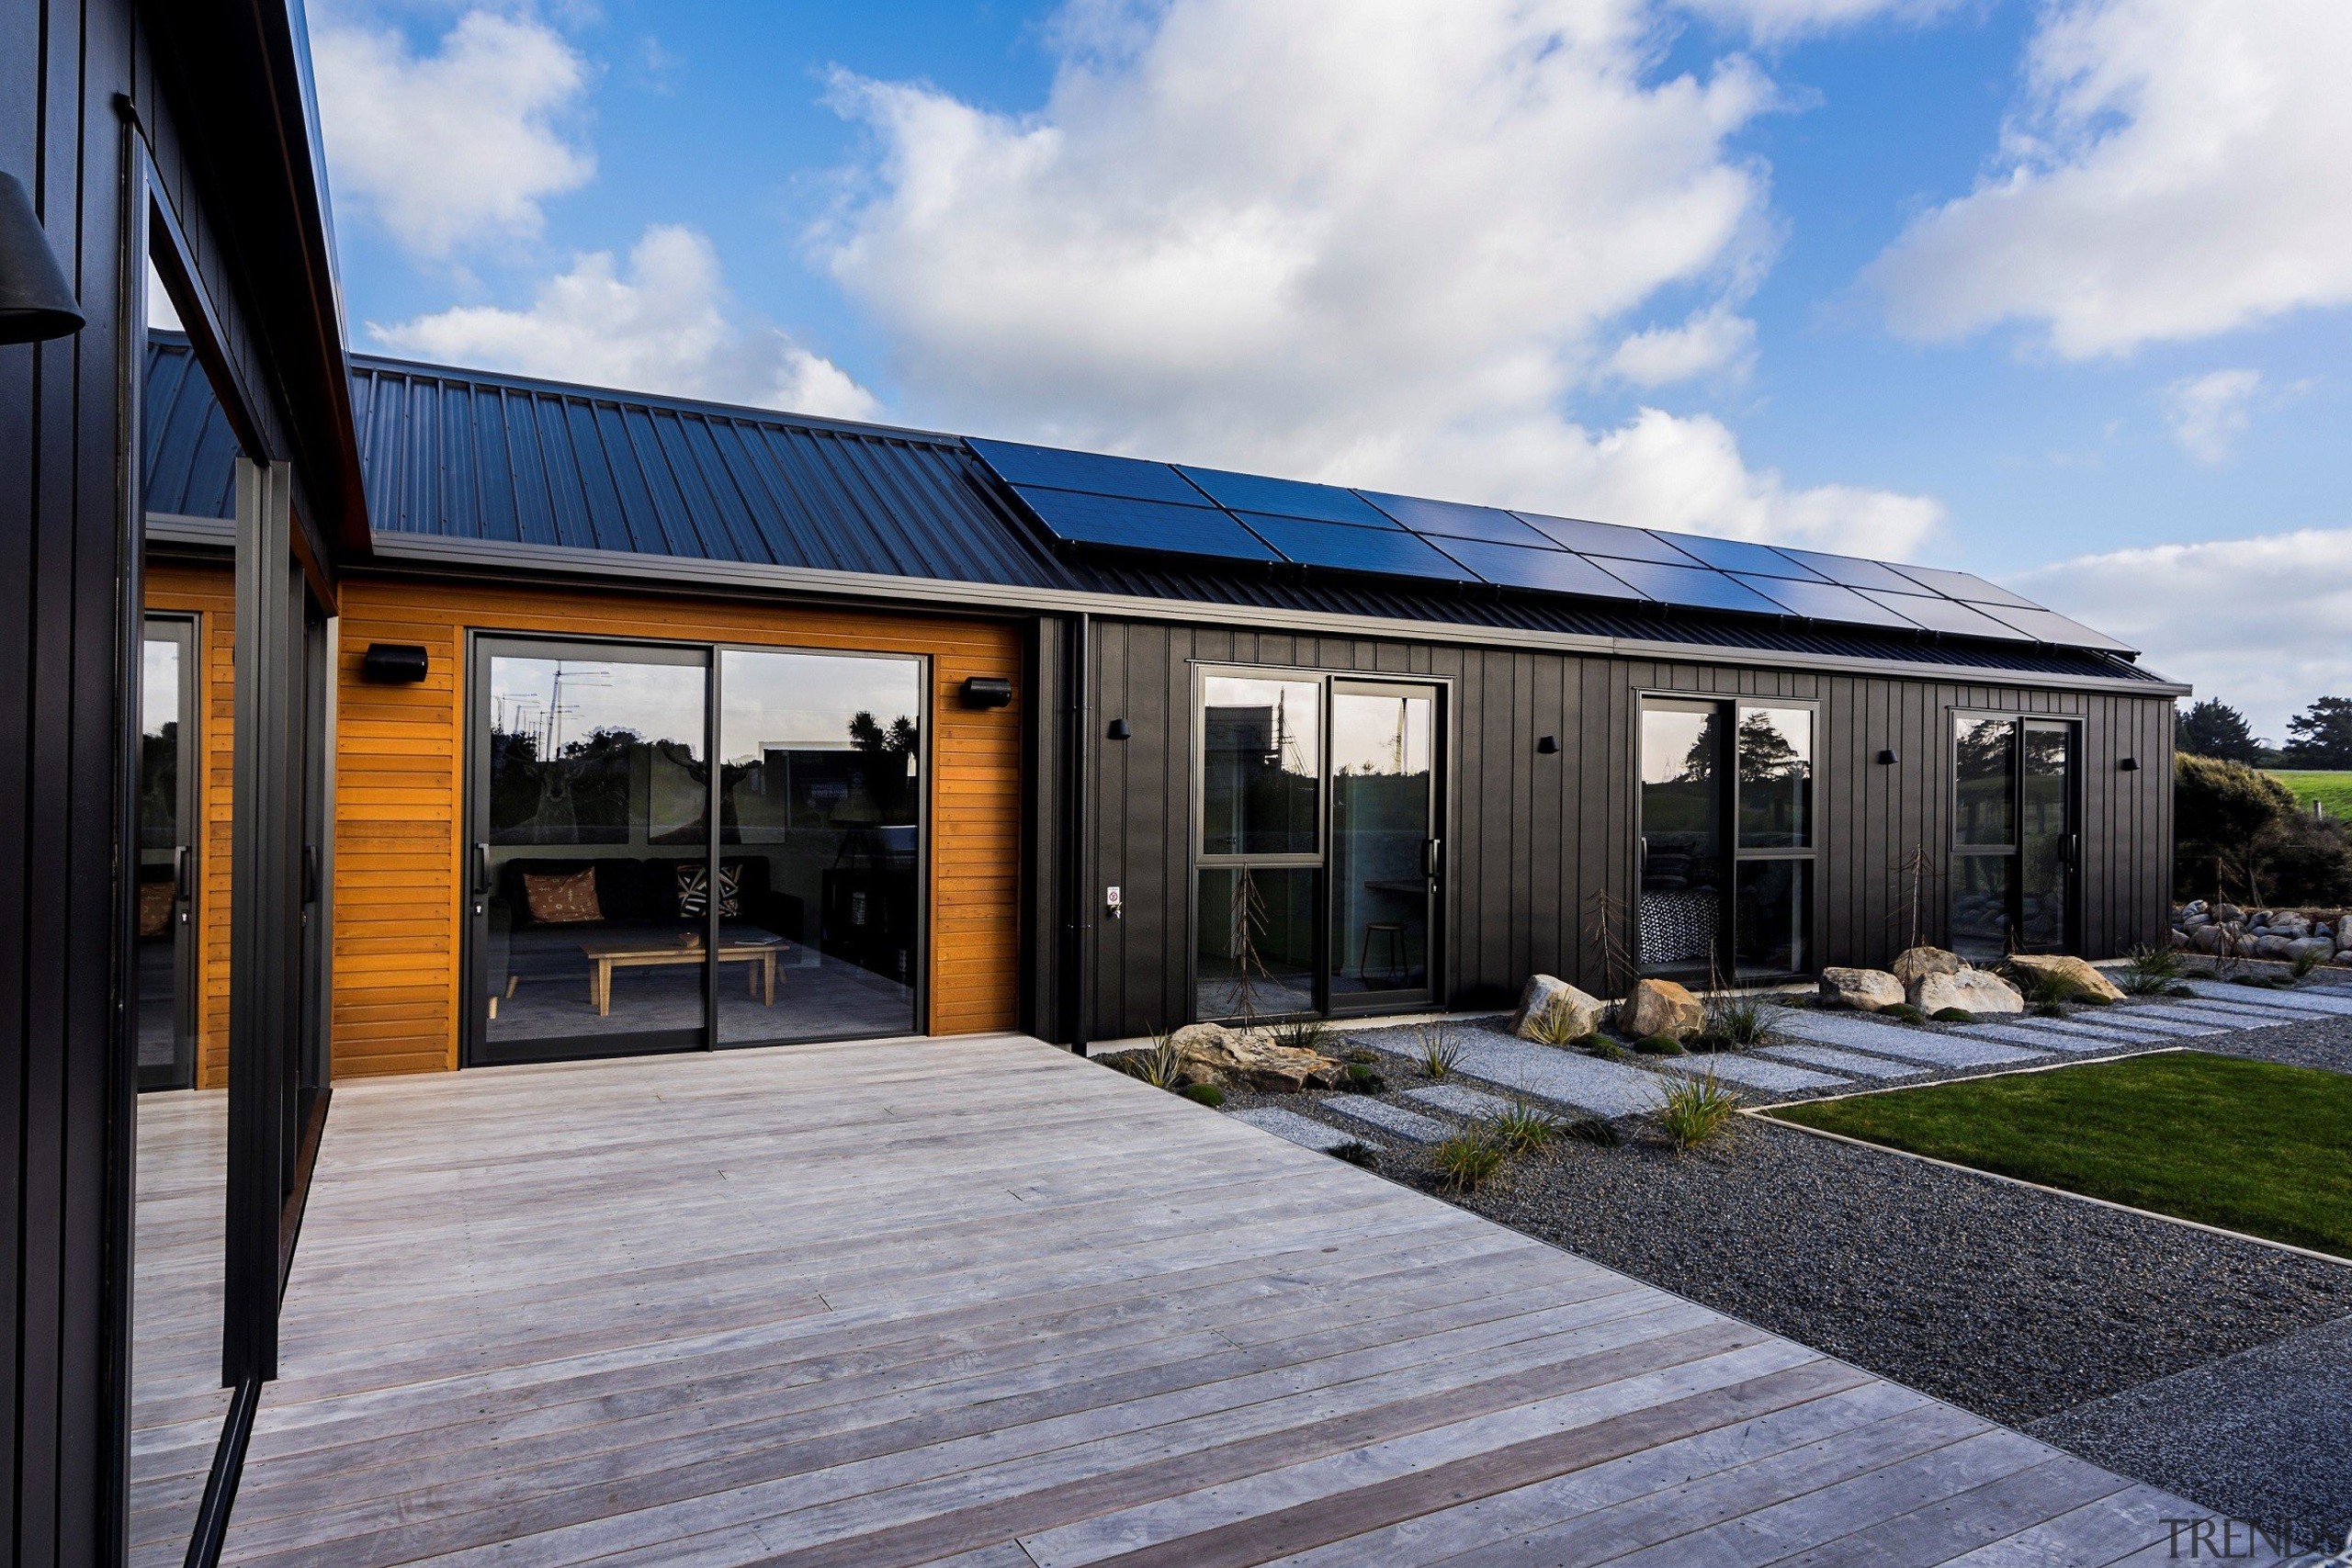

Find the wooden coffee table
[[577, 937, 783, 1017]]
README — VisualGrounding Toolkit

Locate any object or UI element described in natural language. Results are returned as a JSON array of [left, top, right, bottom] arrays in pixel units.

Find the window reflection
[[1736, 706, 1812, 850], [1201, 676, 1319, 857], [1954, 716, 2017, 848]]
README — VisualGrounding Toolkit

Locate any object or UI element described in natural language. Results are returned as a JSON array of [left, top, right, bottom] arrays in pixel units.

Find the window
[[1950, 714, 2077, 960], [1639, 698, 1815, 979]]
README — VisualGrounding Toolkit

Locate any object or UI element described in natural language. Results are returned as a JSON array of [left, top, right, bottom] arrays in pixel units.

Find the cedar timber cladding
[[332, 577, 1023, 1075], [1082, 618, 2177, 1042], [142, 564, 239, 1088]]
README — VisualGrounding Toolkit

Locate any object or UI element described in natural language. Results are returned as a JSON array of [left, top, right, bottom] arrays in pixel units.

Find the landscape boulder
[[1891, 946, 1963, 987], [1818, 966, 1905, 1012], [1911, 969, 2024, 1015], [1622, 977, 1705, 1041], [1508, 974, 1604, 1041], [2007, 953, 2126, 1002], [1167, 1023, 1348, 1092], [2284, 937, 2336, 965]]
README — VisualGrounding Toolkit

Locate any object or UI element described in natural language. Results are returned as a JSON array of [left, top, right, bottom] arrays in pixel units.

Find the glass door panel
[[1200, 674, 1320, 856], [474, 645, 710, 1062], [2019, 720, 2076, 952], [1329, 684, 1435, 1009], [1640, 702, 1727, 974], [138, 620, 197, 1091], [718, 649, 922, 1044], [1196, 866, 1318, 1023]]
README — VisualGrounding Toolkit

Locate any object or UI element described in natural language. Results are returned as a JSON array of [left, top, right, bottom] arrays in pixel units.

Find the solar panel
[[1241, 515, 1471, 581], [1887, 562, 2040, 609], [1510, 512, 1701, 565], [969, 438, 1203, 505], [1440, 538, 1647, 600], [1598, 559, 1787, 616], [1174, 466, 1396, 527], [1012, 486, 1280, 563], [1858, 591, 2032, 640], [1652, 532, 1829, 581], [1765, 546, 1921, 593], [1733, 575, 1921, 629], [1975, 604, 2137, 653], [1360, 492, 1552, 547]]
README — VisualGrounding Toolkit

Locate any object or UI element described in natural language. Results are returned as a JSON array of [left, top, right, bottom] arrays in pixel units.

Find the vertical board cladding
[[1082, 616, 2177, 1041], [329, 576, 1024, 1077], [141, 562, 237, 1088]]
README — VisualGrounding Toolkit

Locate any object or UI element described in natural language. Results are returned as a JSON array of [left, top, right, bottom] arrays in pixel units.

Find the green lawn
[[1767, 1053, 2352, 1258], [2267, 769, 2352, 818]]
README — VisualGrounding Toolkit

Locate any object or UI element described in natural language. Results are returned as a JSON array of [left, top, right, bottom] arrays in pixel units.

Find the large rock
[[1913, 969, 2024, 1015], [1818, 966, 1905, 1012], [1622, 977, 1704, 1041], [1169, 1023, 1347, 1092], [2284, 937, 2336, 965], [2006, 953, 2127, 1002], [1508, 975, 1603, 1042], [1891, 946, 1963, 987]]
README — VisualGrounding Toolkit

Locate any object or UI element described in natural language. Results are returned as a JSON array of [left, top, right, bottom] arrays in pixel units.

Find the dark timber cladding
[[1081, 617, 2174, 1039]]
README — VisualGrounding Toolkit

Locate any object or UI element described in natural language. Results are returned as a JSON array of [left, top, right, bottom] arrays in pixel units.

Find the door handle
[[1422, 838, 1442, 878], [474, 841, 492, 897], [173, 844, 190, 898], [302, 844, 320, 905]]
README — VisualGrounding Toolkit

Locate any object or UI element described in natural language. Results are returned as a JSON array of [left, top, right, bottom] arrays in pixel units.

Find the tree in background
[[2175, 699, 2265, 763], [2283, 696, 2352, 769], [2174, 754, 2352, 906]]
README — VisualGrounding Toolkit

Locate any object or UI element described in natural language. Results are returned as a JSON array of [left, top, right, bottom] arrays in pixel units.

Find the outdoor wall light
[[1536, 735, 1559, 754], [0, 173, 86, 345], [1878, 749, 1900, 765], [360, 643, 429, 683], [1105, 718, 1132, 740], [960, 675, 1013, 709], [2120, 757, 2141, 772]]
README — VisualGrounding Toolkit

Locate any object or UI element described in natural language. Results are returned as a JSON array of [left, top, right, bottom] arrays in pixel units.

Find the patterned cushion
[[674, 862, 740, 919], [523, 868, 603, 924]]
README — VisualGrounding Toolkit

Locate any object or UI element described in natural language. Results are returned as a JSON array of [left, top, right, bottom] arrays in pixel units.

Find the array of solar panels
[[967, 438, 2131, 654]]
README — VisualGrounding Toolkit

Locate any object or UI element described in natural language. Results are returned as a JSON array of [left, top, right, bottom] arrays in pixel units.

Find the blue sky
[[303, 0, 2352, 736]]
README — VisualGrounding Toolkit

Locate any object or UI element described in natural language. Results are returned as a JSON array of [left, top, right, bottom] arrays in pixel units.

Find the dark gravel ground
[[1191, 977, 2352, 1533]]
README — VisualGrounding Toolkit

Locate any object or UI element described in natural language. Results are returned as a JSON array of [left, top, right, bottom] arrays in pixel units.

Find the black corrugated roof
[[142, 333, 2163, 684]]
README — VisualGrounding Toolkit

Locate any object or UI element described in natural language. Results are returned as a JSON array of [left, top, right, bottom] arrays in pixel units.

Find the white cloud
[[2161, 368, 2262, 465], [817, 0, 1937, 555], [1605, 302, 1758, 387], [1870, 0, 2352, 357], [1675, 0, 1962, 44], [312, 8, 596, 259], [2012, 530, 2352, 735], [369, 224, 880, 419]]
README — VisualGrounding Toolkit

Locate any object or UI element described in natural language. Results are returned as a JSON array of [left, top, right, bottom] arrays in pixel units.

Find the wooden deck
[[167, 1035, 2220, 1566]]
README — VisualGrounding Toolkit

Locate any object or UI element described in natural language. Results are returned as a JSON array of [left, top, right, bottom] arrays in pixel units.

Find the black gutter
[[1062, 612, 1091, 1054]]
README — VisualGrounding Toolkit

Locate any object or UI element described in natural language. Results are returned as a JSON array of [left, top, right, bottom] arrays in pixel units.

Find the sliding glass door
[[467, 637, 925, 1065], [1193, 669, 1444, 1023], [1638, 696, 1815, 981], [137, 616, 198, 1090], [1951, 713, 2078, 961]]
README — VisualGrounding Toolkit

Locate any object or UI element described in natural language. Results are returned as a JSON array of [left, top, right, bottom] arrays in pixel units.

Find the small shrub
[[1931, 1007, 1975, 1024], [2005, 964, 2083, 1007], [1179, 1082, 1225, 1107], [1526, 998, 1586, 1047], [1634, 1034, 1687, 1056], [1415, 1023, 1464, 1079], [1343, 1062, 1386, 1093], [1564, 1115, 1625, 1147], [1586, 1038, 1631, 1061], [1654, 1073, 1740, 1152], [1883, 1002, 1925, 1024], [2076, 991, 2112, 1007], [1431, 1132, 1508, 1190], [1119, 1030, 1186, 1089], [1328, 1139, 1379, 1167], [1704, 994, 1770, 1049], [1274, 1018, 1334, 1055], [2290, 946, 2326, 980], [2123, 945, 2182, 989], [1343, 1047, 1379, 1065], [2165, 982, 2198, 998], [2031, 1001, 2068, 1018], [1486, 1100, 1558, 1154]]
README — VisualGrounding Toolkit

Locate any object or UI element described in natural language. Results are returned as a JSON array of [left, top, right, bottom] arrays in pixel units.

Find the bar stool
[[1357, 922, 1408, 985]]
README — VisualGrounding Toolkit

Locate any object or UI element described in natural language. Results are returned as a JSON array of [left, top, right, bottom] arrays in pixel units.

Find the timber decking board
[[185, 1035, 2211, 1567]]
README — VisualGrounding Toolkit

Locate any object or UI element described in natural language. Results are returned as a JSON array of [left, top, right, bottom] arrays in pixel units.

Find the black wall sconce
[[1877, 749, 1900, 765], [360, 643, 428, 683], [959, 675, 1013, 709], [2120, 757, 2141, 772], [1105, 718, 1132, 740], [0, 173, 85, 344], [1536, 735, 1559, 754]]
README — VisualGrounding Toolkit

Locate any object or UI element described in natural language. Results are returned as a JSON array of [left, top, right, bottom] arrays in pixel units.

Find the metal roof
[[142, 334, 2164, 686]]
